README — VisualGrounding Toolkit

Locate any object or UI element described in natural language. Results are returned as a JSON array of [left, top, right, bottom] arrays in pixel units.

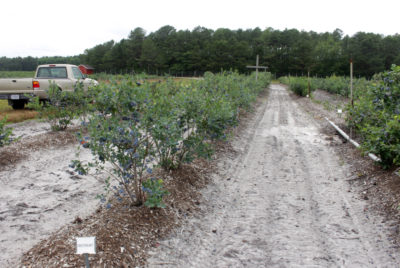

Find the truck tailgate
[[0, 78, 33, 93], [0, 78, 34, 99]]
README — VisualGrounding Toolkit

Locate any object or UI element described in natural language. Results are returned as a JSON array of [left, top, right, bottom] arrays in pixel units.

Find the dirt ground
[[1, 85, 400, 267], [0, 122, 104, 267], [299, 89, 400, 252]]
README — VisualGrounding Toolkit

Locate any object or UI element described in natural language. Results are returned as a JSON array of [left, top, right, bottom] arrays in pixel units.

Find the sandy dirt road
[[147, 84, 400, 267]]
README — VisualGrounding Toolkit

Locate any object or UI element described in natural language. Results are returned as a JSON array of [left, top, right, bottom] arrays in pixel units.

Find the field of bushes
[[2, 71, 271, 207], [279, 75, 371, 98], [3, 65, 400, 184]]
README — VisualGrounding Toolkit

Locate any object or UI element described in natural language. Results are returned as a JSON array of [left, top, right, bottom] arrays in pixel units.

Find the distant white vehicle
[[0, 64, 98, 109]]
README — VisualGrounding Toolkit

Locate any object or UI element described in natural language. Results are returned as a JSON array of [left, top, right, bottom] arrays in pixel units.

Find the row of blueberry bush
[[312, 75, 371, 98], [279, 75, 371, 98], [47, 71, 271, 207], [347, 65, 400, 168]]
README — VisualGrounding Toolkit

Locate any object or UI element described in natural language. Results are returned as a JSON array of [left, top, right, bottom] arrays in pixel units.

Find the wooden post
[[349, 57, 354, 139], [246, 55, 268, 81], [350, 58, 354, 107], [307, 69, 310, 97], [256, 55, 259, 81]]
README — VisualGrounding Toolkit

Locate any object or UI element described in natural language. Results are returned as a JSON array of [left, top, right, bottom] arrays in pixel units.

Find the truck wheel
[[10, 100, 26, 110]]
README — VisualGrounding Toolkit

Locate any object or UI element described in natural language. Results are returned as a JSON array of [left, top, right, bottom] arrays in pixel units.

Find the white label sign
[[338, 109, 342, 114], [76, 237, 96, 254], [10, 95, 19, 100]]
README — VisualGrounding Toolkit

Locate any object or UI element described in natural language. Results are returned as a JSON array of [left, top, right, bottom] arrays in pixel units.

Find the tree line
[[0, 56, 80, 72], [1, 26, 400, 78]]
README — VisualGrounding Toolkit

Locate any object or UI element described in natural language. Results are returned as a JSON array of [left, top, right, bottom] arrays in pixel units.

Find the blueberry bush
[[347, 65, 400, 167], [285, 77, 315, 97], [79, 79, 156, 206], [28, 82, 93, 131], [142, 178, 169, 208], [0, 117, 13, 146]]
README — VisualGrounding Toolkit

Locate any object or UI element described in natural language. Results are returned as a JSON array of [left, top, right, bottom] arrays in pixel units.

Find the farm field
[[0, 82, 400, 266], [0, 71, 35, 78]]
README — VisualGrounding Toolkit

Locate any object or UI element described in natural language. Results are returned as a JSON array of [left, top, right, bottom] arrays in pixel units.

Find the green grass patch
[[0, 71, 35, 78], [0, 100, 11, 112], [0, 100, 38, 123]]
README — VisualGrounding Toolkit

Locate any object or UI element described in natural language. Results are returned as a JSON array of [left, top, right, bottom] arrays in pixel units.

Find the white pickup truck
[[0, 64, 98, 109]]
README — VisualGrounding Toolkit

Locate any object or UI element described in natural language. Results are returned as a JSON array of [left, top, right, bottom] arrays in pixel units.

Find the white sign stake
[[77, 237, 96, 268]]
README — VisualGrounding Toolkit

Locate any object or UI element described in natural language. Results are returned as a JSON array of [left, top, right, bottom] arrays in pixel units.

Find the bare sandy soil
[[0, 122, 104, 267], [147, 84, 400, 267]]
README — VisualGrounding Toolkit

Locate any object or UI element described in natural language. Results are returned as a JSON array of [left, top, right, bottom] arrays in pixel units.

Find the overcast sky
[[1, 0, 399, 58]]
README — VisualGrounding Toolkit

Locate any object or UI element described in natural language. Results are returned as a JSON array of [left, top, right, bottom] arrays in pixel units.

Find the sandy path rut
[[147, 84, 400, 267]]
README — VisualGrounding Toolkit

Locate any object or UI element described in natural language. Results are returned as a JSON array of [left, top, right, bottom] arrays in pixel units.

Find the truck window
[[37, 67, 67, 78], [72, 67, 84, 79]]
